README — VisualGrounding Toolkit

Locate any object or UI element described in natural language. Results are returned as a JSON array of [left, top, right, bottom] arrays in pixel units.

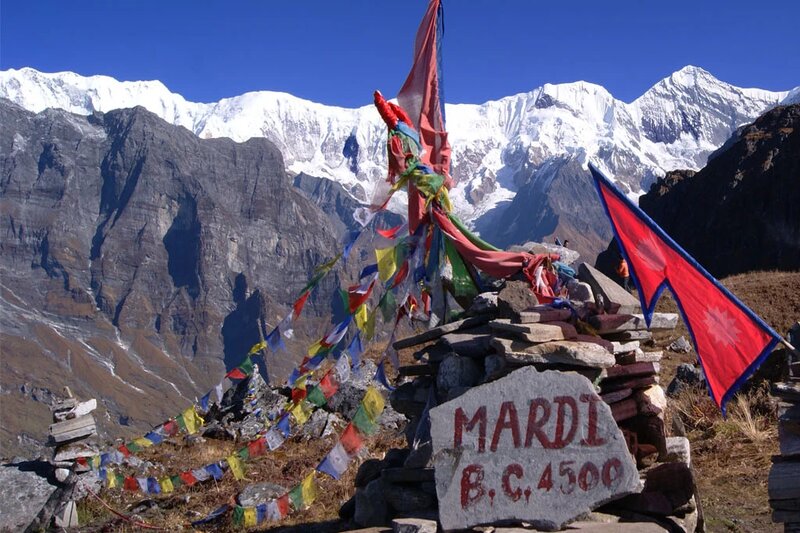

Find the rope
[[80, 481, 173, 530]]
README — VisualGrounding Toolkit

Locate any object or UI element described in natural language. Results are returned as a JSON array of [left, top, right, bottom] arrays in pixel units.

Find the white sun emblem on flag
[[634, 233, 667, 273], [702, 307, 742, 348]]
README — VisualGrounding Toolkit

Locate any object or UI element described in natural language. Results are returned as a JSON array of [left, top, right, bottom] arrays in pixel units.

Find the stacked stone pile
[[769, 323, 800, 532], [345, 262, 701, 532]]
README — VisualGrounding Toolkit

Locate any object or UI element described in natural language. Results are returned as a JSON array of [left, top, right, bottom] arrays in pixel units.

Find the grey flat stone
[[491, 338, 616, 368], [516, 307, 573, 324], [589, 313, 678, 334], [665, 437, 691, 467], [394, 316, 491, 350], [441, 328, 494, 358], [603, 330, 653, 341], [392, 517, 438, 533], [578, 263, 641, 314], [430, 366, 640, 531], [575, 334, 614, 353], [618, 349, 663, 364], [610, 341, 640, 354], [605, 362, 659, 379], [490, 319, 578, 342]]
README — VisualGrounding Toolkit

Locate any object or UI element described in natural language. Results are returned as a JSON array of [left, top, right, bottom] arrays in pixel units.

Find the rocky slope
[[1, 66, 795, 260], [0, 99, 343, 454], [597, 104, 800, 279]]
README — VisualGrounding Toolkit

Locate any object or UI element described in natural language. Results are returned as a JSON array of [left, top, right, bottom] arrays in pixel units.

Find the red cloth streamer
[[431, 208, 557, 295], [397, 0, 452, 185]]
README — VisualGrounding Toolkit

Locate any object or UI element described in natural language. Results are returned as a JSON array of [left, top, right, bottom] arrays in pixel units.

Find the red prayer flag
[[376, 224, 406, 239], [180, 471, 197, 486], [319, 371, 339, 399], [590, 164, 780, 412], [276, 494, 290, 517], [162, 420, 179, 437], [293, 291, 311, 319], [248, 437, 267, 458], [340, 423, 364, 456], [123, 476, 139, 491], [226, 367, 247, 380], [117, 444, 131, 458]]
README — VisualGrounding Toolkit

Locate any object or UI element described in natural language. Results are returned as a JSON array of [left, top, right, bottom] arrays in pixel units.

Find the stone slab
[[392, 517, 437, 533], [600, 375, 659, 393], [394, 316, 491, 350], [600, 389, 633, 405], [516, 307, 574, 324], [49, 414, 96, 443], [611, 341, 640, 354], [603, 330, 653, 342], [617, 350, 663, 365], [490, 319, 578, 342], [491, 338, 616, 369], [588, 314, 678, 335], [605, 362, 659, 379], [578, 263, 641, 314], [610, 398, 638, 422], [770, 462, 800, 500], [441, 328, 494, 358], [575, 335, 614, 353], [430, 366, 640, 531]]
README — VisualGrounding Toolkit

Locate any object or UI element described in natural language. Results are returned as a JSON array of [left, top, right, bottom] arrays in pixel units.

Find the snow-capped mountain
[[1, 66, 794, 255]]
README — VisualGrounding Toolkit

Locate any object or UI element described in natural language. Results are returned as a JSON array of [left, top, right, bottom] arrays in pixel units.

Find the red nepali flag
[[590, 164, 780, 412]]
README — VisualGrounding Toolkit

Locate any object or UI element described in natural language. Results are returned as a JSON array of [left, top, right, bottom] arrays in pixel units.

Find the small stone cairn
[[345, 261, 701, 532], [769, 323, 800, 532]]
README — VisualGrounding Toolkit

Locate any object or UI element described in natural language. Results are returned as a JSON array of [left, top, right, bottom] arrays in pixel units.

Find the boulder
[[392, 517, 438, 533], [668, 336, 693, 353], [354, 478, 390, 527], [436, 354, 482, 394], [467, 292, 499, 315], [238, 482, 287, 507], [0, 461, 59, 532], [578, 262, 641, 314], [569, 281, 595, 303], [497, 280, 539, 318], [666, 364, 706, 397]]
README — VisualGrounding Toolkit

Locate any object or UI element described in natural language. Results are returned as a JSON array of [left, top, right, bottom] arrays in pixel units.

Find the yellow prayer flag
[[362, 387, 385, 421], [364, 309, 376, 341], [244, 507, 257, 527], [106, 469, 118, 488], [133, 437, 153, 448], [182, 406, 204, 435], [290, 401, 310, 425], [301, 472, 318, 506], [227, 454, 246, 480], [159, 476, 174, 493], [354, 304, 368, 331], [249, 340, 267, 354], [307, 339, 324, 356], [375, 247, 397, 282]]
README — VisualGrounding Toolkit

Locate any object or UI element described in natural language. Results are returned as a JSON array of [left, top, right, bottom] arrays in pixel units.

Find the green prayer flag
[[126, 441, 141, 453], [238, 446, 250, 461], [238, 356, 255, 377], [171, 475, 183, 488], [379, 290, 396, 322], [289, 484, 304, 510], [353, 404, 378, 435], [306, 386, 327, 407], [445, 240, 478, 299], [175, 414, 187, 433], [232, 505, 245, 525]]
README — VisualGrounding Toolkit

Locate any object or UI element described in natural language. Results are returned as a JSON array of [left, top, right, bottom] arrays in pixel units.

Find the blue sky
[[2, 0, 798, 107]]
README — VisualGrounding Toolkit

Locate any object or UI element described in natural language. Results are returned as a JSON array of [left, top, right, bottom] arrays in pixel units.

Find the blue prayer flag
[[147, 477, 161, 494], [343, 230, 361, 260], [191, 504, 231, 526], [347, 332, 363, 368], [276, 414, 291, 437], [199, 392, 211, 412], [359, 264, 378, 280], [316, 456, 341, 480], [205, 463, 224, 481], [266, 326, 286, 352], [375, 360, 395, 391]]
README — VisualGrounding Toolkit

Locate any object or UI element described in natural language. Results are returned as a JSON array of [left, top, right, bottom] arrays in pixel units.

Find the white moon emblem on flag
[[634, 233, 667, 273], [702, 307, 742, 348]]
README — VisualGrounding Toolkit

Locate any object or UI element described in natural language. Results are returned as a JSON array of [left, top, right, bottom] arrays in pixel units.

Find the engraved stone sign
[[430, 366, 640, 531]]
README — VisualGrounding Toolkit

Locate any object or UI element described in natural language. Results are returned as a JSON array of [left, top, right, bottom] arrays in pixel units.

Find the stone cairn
[[48, 388, 99, 528], [343, 262, 701, 532], [769, 323, 800, 532]]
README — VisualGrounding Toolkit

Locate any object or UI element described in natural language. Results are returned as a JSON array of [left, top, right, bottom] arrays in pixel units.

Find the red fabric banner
[[590, 164, 780, 412]]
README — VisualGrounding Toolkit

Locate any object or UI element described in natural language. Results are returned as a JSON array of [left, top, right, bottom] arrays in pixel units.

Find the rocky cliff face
[[597, 104, 800, 279], [0, 99, 342, 453]]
